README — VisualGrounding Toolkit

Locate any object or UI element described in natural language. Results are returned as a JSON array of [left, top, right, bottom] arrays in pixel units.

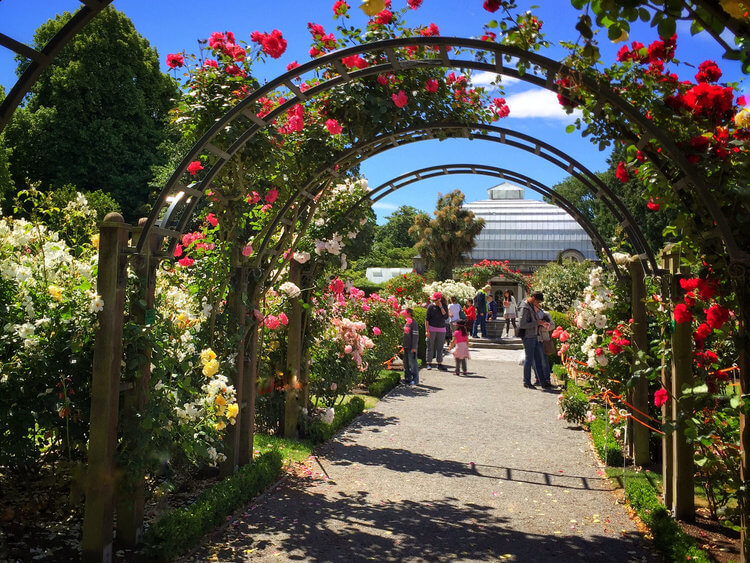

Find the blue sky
[[1, 0, 746, 223]]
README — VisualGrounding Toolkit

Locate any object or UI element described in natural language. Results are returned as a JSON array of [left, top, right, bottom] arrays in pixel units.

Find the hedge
[[143, 450, 283, 560], [308, 396, 365, 443], [367, 370, 401, 397], [624, 473, 711, 562], [588, 409, 624, 466]]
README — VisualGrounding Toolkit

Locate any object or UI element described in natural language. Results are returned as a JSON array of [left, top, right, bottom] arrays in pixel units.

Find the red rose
[[425, 79, 439, 93], [647, 198, 660, 211], [261, 30, 287, 59], [265, 188, 279, 204], [615, 161, 629, 183], [608, 342, 623, 355], [206, 213, 218, 227], [342, 55, 368, 69], [178, 257, 195, 267], [187, 161, 204, 175], [408, 0, 422, 8], [695, 60, 722, 83], [483, 0, 502, 12], [325, 119, 342, 135], [420, 23, 440, 37], [287, 61, 300, 71], [706, 304, 730, 329], [392, 90, 408, 108], [654, 387, 668, 407], [694, 323, 712, 343], [373, 10, 393, 25], [332, 0, 349, 16], [673, 303, 693, 324], [166, 53, 184, 69]]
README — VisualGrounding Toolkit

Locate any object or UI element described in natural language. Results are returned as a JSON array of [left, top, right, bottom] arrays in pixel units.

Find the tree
[[409, 190, 484, 280], [374, 205, 420, 248], [4, 7, 177, 220], [552, 145, 678, 254]]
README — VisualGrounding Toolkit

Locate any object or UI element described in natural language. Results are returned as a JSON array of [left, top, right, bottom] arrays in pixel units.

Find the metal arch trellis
[[249, 123, 658, 279], [136, 35, 749, 273], [306, 163, 625, 280], [0, 0, 115, 134]]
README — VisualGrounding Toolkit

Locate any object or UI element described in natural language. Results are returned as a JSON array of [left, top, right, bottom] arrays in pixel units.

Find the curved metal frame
[[252, 123, 657, 276], [315, 163, 623, 279], [136, 36, 748, 270], [0, 1, 115, 133]]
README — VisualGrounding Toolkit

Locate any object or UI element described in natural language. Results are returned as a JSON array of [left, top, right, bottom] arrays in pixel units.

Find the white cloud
[[470, 70, 519, 87], [372, 201, 398, 211], [504, 89, 582, 120]]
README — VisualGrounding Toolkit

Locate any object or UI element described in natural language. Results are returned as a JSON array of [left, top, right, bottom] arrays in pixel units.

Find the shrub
[[558, 380, 591, 425], [552, 363, 568, 383], [143, 450, 283, 560], [589, 409, 624, 466], [367, 370, 401, 397], [308, 396, 365, 443], [623, 473, 711, 562], [549, 310, 572, 331], [531, 260, 593, 312], [385, 272, 427, 304]]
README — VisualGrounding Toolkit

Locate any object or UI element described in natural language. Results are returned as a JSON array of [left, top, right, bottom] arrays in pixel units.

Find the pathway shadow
[[192, 477, 656, 562], [471, 463, 607, 490], [327, 443, 473, 477]]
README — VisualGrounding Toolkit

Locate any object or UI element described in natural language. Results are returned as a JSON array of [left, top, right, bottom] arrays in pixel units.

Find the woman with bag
[[517, 291, 552, 389], [502, 290, 517, 337]]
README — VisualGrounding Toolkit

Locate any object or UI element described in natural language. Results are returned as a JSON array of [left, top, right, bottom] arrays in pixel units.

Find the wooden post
[[660, 269, 674, 510], [238, 323, 258, 467], [82, 213, 129, 563], [663, 246, 694, 521], [629, 259, 650, 465], [283, 260, 303, 438], [115, 220, 159, 548], [221, 247, 248, 476], [733, 270, 750, 562]]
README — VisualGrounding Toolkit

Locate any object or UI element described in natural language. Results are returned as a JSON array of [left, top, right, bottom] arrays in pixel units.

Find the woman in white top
[[502, 290, 517, 337], [447, 295, 463, 330]]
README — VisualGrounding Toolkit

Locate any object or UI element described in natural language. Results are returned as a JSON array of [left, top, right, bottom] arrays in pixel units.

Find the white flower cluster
[[0, 215, 99, 348], [279, 281, 301, 298], [314, 233, 344, 256], [580, 333, 608, 367], [573, 267, 613, 331], [422, 280, 477, 303], [319, 407, 335, 425], [292, 251, 311, 264]]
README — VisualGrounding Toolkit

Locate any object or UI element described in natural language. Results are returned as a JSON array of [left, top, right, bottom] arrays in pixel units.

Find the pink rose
[[242, 244, 253, 257], [654, 387, 668, 407], [279, 312, 289, 325], [373, 327, 381, 336], [344, 345, 353, 354], [325, 118, 342, 135], [206, 213, 218, 227], [265, 188, 279, 204]]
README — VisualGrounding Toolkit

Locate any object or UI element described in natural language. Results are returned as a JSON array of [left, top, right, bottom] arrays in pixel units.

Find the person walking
[[448, 320, 471, 375], [472, 286, 488, 338], [502, 290, 517, 337], [425, 292, 449, 371], [487, 293, 498, 320], [517, 291, 552, 389], [402, 308, 420, 385]]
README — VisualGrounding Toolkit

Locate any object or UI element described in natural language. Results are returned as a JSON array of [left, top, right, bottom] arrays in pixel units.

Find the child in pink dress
[[449, 320, 471, 375]]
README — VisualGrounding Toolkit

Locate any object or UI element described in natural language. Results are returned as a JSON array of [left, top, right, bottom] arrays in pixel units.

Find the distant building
[[365, 267, 414, 284], [463, 182, 598, 270], [460, 183, 599, 304]]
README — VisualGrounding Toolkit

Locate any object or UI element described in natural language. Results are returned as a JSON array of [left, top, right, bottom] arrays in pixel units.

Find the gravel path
[[183, 351, 658, 562]]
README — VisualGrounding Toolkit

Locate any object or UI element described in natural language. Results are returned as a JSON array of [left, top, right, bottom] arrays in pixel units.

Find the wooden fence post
[[115, 220, 159, 547], [284, 260, 303, 438], [221, 247, 248, 476], [660, 268, 674, 510], [238, 322, 258, 467], [629, 259, 650, 465], [82, 213, 130, 563], [732, 270, 750, 562], [663, 246, 695, 521]]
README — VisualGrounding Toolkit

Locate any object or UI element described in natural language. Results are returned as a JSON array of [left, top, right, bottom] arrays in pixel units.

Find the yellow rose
[[360, 0, 386, 17], [200, 348, 217, 365], [176, 313, 188, 330], [735, 107, 750, 129], [90, 234, 100, 249], [214, 420, 226, 431], [202, 358, 219, 377], [47, 285, 63, 302], [226, 403, 239, 420], [214, 394, 227, 407]]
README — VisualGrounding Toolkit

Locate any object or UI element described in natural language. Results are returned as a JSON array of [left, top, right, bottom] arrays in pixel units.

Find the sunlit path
[[183, 352, 657, 562]]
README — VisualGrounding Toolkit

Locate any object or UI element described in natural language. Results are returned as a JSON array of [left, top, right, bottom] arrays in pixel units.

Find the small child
[[449, 320, 471, 375], [463, 299, 476, 328]]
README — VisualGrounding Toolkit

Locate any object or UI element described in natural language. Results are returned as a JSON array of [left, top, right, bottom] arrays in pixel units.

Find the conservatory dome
[[462, 182, 598, 268]]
